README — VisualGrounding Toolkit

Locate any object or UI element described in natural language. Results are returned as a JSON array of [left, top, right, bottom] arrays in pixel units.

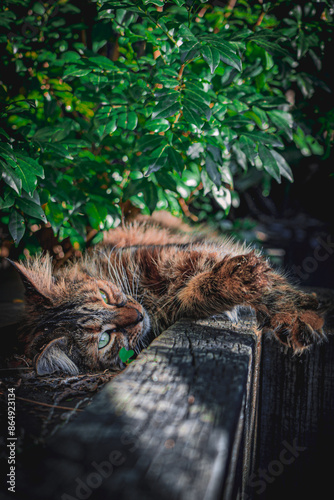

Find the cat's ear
[[7, 259, 52, 306], [35, 337, 79, 376]]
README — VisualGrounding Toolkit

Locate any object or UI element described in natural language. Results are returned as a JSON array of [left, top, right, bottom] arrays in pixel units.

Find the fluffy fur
[[10, 220, 325, 375]]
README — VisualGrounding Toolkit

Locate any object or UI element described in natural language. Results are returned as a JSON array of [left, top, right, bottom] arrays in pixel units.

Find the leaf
[[16, 155, 44, 178], [145, 118, 171, 133], [238, 135, 258, 166], [138, 134, 165, 152], [33, 126, 66, 142], [201, 45, 220, 74], [232, 144, 247, 170], [44, 202, 64, 232], [44, 143, 74, 159], [177, 23, 196, 39], [222, 115, 253, 127], [152, 95, 180, 120], [183, 96, 212, 121], [201, 169, 214, 195], [185, 82, 211, 105], [9, 210, 25, 244], [146, 148, 168, 175], [88, 55, 117, 71], [60, 51, 81, 63], [0, 128, 9, 140], [267, 110, 293, 140], [85, 202, 107, 230], [167, 147, 184, 176], [119, 347, 135, 363], [242, 131, 284, 149], [16, 197, 47, 222], [117, 111, 138, 130], [180, 40, 201, 64], [170, 0, 186, 6], [270, 150, 294, 182], [96, 118, 117, 139], [142, 182, 159, 212], [0, 142, 16, 161], [212, 185, 231, 211], [0, 190, 15, 210], [245, 106, 268, 129], [205, 154, 221, 187], [0, 160, 22, 194], [210, 41, 242, 71], [155, 170, 177, 191], [251, 97, 287, 109], [63, 65, 92, 78], [253, 38, 290, 57], [14, 157, 43, 196], [183, 103, 204, 128], [258, 144, 281, 183]]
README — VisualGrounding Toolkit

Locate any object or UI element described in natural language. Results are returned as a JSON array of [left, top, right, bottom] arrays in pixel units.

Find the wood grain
[[15, 314, 260, 500], [255, 306, 334, 500]]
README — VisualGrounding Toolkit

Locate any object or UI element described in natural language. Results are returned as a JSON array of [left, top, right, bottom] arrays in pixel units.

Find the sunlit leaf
[[258, 144, 281, 183], [270, 150, 294, 182], [16, 197, 47, 222], [0, 160, 22, 194], [201, 45, 220, 74]]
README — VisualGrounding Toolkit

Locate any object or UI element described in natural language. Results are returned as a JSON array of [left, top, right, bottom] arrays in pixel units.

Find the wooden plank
[[254, 289, 334, 500], [13, 314, 260, 500]]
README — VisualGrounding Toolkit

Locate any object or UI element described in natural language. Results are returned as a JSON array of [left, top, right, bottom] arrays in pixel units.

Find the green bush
[[0, 0, 333, 254]]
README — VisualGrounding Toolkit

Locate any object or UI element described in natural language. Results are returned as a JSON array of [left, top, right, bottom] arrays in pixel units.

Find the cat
[[8, 220, 325, 376]]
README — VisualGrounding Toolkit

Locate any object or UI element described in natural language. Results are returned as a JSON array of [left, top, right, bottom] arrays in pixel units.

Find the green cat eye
[[98, 331, 110, 349], [99, 290, 108, 304]]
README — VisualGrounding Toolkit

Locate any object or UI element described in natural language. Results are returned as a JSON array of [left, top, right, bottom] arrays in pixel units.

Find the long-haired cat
[[8, 219, 325, 376]]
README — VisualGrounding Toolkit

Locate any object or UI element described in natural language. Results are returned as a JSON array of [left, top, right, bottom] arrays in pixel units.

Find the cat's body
[[10, 220, 325, 375]]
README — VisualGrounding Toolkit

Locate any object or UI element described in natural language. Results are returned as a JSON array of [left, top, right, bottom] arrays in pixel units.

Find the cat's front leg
[[177, 250, 325, 352], [177, 250, 273, 317], [212, 252, 326, 351]]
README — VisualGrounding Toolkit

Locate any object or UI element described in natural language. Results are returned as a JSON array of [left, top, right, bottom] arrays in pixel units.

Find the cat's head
[[10, 257, 150, 376]]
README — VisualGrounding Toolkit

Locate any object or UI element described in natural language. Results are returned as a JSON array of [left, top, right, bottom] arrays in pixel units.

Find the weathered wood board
[[254, 307, 334, 500], [1, 274, 333, 500], [8, 314, 260, 500]]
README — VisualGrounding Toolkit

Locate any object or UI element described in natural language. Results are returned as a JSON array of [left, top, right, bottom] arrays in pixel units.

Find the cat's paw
[[215, 252, 272, 302], [262, 309, 326, 352]]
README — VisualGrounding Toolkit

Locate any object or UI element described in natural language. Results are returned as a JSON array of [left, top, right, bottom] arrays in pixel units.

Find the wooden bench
[[1, 275, 334, 500]]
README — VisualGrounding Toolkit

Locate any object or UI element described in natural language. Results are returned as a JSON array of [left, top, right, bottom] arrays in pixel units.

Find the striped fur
[[11, 219, 326, 375]]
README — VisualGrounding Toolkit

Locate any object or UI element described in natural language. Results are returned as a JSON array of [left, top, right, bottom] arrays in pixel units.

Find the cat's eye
[[98, 331, 111, 349], [99, 290, 109, 304]]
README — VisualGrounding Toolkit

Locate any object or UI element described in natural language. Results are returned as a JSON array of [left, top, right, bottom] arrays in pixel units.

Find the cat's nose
[[136, 311, 144, 324]]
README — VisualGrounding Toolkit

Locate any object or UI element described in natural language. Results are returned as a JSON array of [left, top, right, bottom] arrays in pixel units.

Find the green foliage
[[119, 346, 135, 364], [0, 0, 333, 248]]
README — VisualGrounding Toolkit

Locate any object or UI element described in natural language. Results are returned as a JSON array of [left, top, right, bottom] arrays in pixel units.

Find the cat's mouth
[[111, 307, 151, 370]]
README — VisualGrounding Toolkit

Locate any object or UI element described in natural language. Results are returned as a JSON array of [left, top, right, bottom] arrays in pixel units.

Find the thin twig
[[16, 396, 83, 412], [253, 10, 265, 30], [178, 64, 185, 81], [137, 6, 178, 46], [225, 0, 238, 19], [179, 198, 198, 221]]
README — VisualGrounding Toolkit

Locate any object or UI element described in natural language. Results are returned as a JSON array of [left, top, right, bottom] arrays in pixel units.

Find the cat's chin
[[142, 308, 151, 337]]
